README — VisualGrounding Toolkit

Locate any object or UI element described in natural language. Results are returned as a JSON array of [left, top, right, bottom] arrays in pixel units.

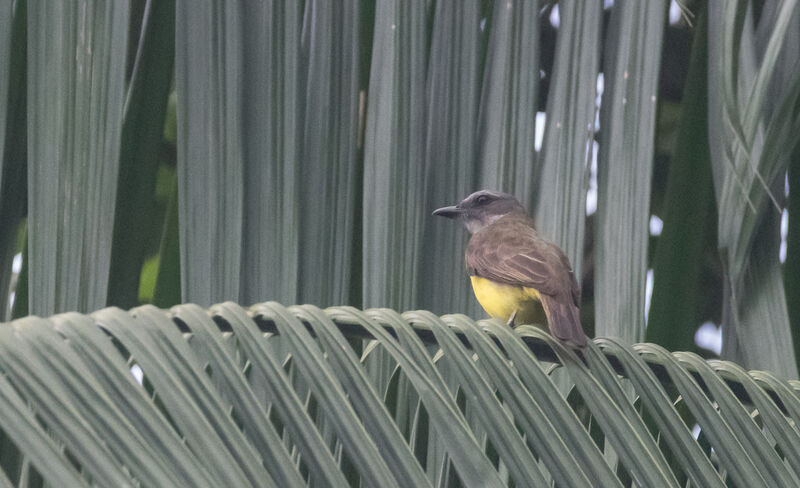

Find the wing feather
[[465, 217, 577, 301]]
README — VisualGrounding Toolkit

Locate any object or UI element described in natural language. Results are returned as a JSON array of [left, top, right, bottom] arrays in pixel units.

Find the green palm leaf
[[297, 0, 362, 308], [708, 0, 800, 375], [108, 0, 176, 310], [534, 0, 600, 281], [0, 302, 797, 486], [0, 0, 26, 321], [27, 1, 129, 315], [595, 0, 666, 342]]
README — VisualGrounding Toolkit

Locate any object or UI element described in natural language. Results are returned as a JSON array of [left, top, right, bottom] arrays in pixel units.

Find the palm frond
[[0, 0, 26, 321], [595, 0, 666, 342], [708, 0, 800, 376], [108, 0, 176, 309], [363, 0, 430, 311], [0, 302, 798, 487], [175, 1, 245, 305], [534, 0, 600, 281], [27, 2, 129, 315]]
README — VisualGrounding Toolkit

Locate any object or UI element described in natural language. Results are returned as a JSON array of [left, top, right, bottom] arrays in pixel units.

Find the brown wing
[[465, 217, 579, 304]]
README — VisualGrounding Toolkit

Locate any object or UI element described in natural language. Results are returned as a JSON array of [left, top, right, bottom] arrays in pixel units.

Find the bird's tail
[[540, 294, 587, 347]]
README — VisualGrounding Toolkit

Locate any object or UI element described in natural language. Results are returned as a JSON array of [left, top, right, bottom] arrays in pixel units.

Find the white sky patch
[[695, 321, 722, 355], [584, 73, 603, 217], [586, 141, 599, 216], [535, 111, 546, 151], [604, 0, 615, 9], [780, 208, 788, 263], [7, 253, 22, 316], [12, 253, 21, 274], [650, 215, 663, 236], [594, 73, 605, 132], [480, 18, 487, 32], [786, 171, 790, 197], [596, 73, 605, 104], [692, 424, 702, 440], [669, 1, 682, 24], [594, 73, 604, 131], [131, 365, 144, 385], [645, 269, 654, 322], [549, 4, 560, 28]]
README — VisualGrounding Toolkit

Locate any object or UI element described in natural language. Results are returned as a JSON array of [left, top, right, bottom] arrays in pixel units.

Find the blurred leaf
[[0, 0, 27, 320], [769, 0, 800, 371], [416, 0, 484, 317], [730, 209, 795, 375], [296, 0, 362, 308], [713, 0, 800, 277], [237, 0, 303, 306], [0, 0, 12, 176], [152, 176, 180, 308], [138, 254, 158, 303], [787, 143, 800, 372], [364, 0, 432, 311], [10, 225, 26, 320], [647, 9, 716, 350], [163, 89, 177, 143], [534, 0, 601, 281], [107, 0, 176, 309], [175, 1, 310, 308], [595, 0, 666, 342], [27, 1, 129, 315], [708, 0, 800, 376], [175, 1, 244, 305], [477, 0, 539, 203]]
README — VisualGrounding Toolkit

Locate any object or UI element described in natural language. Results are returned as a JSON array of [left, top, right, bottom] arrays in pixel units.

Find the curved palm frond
[[0, 302, 797, 487]]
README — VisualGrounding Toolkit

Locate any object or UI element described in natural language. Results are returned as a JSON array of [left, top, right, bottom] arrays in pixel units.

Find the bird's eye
[[476, 195, 490, 205]]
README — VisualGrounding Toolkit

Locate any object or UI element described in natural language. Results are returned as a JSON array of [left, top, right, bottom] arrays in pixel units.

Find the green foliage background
[[0, 2, 800, 486], [1, 0, 799, 378]]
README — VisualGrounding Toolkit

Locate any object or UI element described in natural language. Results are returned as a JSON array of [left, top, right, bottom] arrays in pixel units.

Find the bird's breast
[[469, 276, 542, 323]]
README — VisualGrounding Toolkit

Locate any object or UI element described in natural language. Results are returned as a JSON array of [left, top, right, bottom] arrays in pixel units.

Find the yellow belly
[[469, 276, 544, 325]]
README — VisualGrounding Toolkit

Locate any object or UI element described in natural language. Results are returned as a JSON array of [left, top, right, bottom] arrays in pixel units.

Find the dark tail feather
[[541, 294, 587, 347]]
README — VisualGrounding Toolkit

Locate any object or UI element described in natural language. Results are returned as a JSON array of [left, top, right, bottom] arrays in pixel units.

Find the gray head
[[432, 190, 526, 234]]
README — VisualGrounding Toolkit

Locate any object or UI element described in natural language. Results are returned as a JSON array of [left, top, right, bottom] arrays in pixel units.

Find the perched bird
[[433, 189, 586, 347]]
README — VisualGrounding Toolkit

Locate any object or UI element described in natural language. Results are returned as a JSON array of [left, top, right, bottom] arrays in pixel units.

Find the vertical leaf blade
[[27, 1, 129, 315], [708, 0, 800, 376], [535, 0, 601, 281], [297, 0, 362, 308], [595, 0, 666, 342], [477, 0, 539, 203], [363, 0, 431, 310], [647, 9, 716, 350], [175, 2, 243, 306], [107, 0, 176, 309], [417, 1, 483, 317], [238, 0, 302, 306], [0, 0, 27, 320]]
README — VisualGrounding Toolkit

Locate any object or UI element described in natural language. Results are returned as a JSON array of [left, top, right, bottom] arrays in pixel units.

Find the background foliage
[[0, 0, 799, 378]]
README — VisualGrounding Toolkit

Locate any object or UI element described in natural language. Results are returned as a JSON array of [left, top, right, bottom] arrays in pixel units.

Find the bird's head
[[432, 190, 526, 234]]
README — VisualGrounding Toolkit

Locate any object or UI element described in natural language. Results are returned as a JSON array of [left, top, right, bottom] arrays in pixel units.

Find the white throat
[[464, 213, 504, 234]]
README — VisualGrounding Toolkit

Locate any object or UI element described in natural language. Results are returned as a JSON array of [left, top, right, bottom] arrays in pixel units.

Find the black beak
[[432, 205, 463, 219]]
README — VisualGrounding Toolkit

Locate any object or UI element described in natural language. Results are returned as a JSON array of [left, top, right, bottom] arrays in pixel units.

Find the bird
[[433, 189, 587, 347]]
